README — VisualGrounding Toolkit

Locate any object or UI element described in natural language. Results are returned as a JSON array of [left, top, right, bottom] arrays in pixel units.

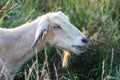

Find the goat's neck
[[1, 20, 47, 74]]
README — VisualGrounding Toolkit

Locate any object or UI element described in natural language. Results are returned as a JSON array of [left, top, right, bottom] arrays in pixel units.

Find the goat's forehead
[[56, 13, 69, 20], [48, 12, 69, 21]]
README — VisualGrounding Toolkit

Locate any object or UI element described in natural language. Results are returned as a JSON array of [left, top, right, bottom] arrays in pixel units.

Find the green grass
[[0, 0, 120, 80]]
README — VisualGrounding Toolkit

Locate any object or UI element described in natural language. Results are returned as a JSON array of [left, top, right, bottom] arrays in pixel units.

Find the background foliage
[[0, 0, 120, 80]]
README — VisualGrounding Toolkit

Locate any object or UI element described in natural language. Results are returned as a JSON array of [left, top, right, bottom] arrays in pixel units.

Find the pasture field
[[0, 0, 120, 80]]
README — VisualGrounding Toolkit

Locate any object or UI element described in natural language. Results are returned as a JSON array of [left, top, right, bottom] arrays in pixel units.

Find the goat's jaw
[[62, 46, 87, 68], [70, 36, 89, 55]]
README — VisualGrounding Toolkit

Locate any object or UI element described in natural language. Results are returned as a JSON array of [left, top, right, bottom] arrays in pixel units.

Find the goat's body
[[0, 12, 88, 80], [0, 19, 46, 79]]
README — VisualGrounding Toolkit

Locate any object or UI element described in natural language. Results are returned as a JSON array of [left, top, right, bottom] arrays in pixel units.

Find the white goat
[[0, 11, 88, 80]]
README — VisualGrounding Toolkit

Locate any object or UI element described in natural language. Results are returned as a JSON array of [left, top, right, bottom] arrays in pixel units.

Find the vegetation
[[0, 0, 120, 80]]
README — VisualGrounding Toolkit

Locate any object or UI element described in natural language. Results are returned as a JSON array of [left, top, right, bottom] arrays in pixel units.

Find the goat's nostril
[[81, 38, 88, 43]]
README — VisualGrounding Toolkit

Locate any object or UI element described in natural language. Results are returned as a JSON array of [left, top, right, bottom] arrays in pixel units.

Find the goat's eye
[[53, 25, 62, 30]]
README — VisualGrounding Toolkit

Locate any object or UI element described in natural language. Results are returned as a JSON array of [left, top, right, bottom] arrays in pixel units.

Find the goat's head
[[32, 11, 89, 55]]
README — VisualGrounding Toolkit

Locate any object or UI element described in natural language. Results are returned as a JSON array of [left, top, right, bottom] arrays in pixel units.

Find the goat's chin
[[71, 48, 86, 55]]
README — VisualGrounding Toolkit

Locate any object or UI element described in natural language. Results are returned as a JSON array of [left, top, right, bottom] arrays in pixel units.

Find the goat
[[0, 11, 88, 80]]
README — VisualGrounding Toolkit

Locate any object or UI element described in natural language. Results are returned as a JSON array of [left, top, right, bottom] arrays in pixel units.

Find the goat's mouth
[[71, 45, 87, 51]]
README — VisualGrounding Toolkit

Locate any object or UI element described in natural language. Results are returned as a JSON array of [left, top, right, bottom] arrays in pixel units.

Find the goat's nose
[[81, 38, 89, 44]]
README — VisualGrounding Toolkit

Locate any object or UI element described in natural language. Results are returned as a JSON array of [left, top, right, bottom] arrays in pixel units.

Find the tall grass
[[0, 0, 120, 80]]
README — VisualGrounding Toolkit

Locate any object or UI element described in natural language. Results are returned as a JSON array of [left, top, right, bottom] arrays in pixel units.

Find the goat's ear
[[31, 20, 49, 48]]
